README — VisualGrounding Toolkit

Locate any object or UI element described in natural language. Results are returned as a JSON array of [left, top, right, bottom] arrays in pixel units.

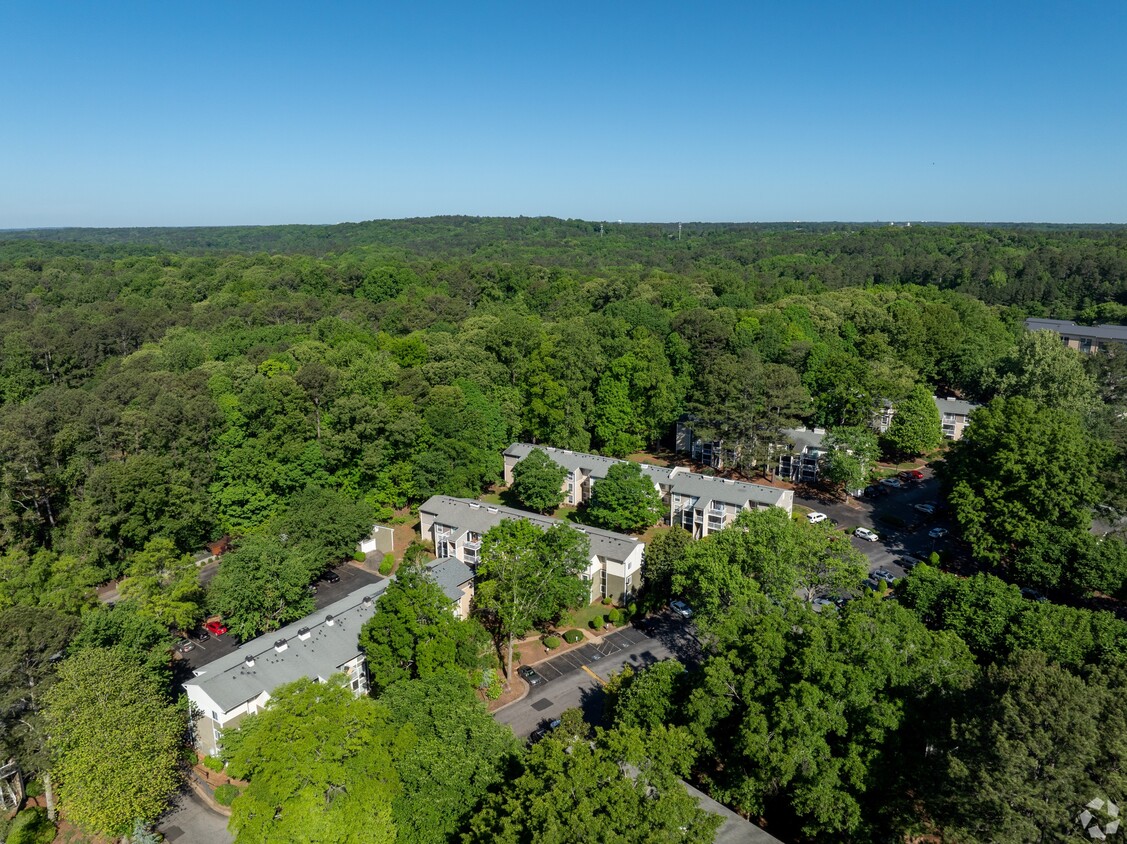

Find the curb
[[186, 775, 231, 817]]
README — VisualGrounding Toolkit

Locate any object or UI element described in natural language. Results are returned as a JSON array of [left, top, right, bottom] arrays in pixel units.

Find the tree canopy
[[223, 676, 399, 844], [584, 461, 663, 533], [45, 648, 182, 837], [508, 448, 567, 514], [358, 567, 489, 694]]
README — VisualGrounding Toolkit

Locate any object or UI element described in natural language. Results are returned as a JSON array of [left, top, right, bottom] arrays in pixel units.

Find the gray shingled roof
[[779, 427, 826, 454], [420, 496, 642, 562], [504, 443, 673, 485], [1025, 318, 1127, 342], [425, 557, 473, 603], [505, 442, 783, 507], [187, 581, 389, 712], [933, 396, 979, 417], [666, 470, 790, 509]]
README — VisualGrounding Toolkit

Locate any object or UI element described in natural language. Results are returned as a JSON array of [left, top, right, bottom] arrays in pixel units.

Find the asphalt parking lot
[[530, 626, 650, 681], [797, 471, 959, 586]]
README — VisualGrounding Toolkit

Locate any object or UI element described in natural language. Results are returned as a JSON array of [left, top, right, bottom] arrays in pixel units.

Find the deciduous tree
[[208, 536, 317, 640], [45, 648, 181, 837], [882, 384, 942, 457], [224, 676, 398, 844], [359, 568, 488, 694], [584, 461, 662, 533], [508, 448, 567, 514], [475, 520, 589, 679]]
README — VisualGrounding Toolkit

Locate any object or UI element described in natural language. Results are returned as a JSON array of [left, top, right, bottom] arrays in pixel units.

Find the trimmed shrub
[[563, 629, 584, 644], [353, 551, 366, 562], [589, 615, 605, 630], [543, 636, 561, 650], [601, 596, 613, 606], [607, 609, 623, 625], [214, 783, 240, 807], [23, 779, 43, 798], [202, 755, 225, 773], [7, 807, 55, 844], [379, 554, 394, 575], [627, 602, 637, 618]]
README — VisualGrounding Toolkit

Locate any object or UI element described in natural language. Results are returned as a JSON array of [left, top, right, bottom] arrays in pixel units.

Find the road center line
[[581, 664, 605, 686]]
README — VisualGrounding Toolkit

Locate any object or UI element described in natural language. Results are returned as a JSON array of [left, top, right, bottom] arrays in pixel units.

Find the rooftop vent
[[274, 639, 288, 653], [362, 595, 374, 606], [325, 615, 335, 627], [469, 502, 481, 509], [244, 655, 255, 668], [487, 507, 499, 514], [297, 627, 311, 641]]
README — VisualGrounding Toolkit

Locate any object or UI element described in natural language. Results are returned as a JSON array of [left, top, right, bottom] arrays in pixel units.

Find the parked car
[[913, 503, 936, 515], [864, 484, 888, 498], [807, 512, 828, 524], [669, 600, 693, 619], [812, 598, 836, 612], [899, 554, 924, 569], [529, 718, 561, 743], [194, 629, 210, 642], [872, 569, 897, 584], [176, 638, 195, 654], [321, 569, 341, 584], [899, 469, 925, 481], [854, 527, 879, 542], [928, 527, 948, 539], [517, 665, 545, 687], [1021, 587, 1049, 603], [879, 477, 903, 489], [204, 618, 229, 636]]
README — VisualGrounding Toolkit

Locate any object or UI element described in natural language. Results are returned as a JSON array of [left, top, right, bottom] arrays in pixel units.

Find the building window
[[210, 711, 219, 722], [600, 569, 608, 598]]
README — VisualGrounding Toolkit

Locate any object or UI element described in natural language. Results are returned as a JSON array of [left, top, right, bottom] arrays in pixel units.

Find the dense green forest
[[2, 218, 1127, 842]]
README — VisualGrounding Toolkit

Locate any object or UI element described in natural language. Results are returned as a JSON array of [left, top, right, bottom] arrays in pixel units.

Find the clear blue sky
[[2, 1, 1125, 226]]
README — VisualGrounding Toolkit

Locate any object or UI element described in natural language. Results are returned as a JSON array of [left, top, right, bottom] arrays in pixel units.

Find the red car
[[204, 619, 229, 636], [899, 469, 925, 481]]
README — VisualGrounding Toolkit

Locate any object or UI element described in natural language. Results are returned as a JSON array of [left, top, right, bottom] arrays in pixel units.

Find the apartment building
[[1025, 318, 1127, 354], [418, 495, 645, 603], [503, 442, 793, 538], [184, 582, 389, 756]]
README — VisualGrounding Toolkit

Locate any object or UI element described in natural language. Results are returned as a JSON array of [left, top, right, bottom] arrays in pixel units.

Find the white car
[[879, 477, 903, 489], [807, 512, 828, 524], [854, 527, 879, 542], [669, 600, 693, 619], [872, 569, 897, 584], [928, 527, 948, 539], [913, 503, 936, 515]]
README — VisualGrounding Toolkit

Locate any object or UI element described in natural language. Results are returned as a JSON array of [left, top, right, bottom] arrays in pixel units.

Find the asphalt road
[[495, 615, 701, 738]]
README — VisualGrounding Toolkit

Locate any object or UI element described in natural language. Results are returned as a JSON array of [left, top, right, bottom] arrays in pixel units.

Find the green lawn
[[563, 600, 614, 629]]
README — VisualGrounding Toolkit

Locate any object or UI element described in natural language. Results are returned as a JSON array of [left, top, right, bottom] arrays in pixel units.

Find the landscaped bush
[[379, 554, 394, 575], [202, 755, 225, 773], [627, 602, 637, 618], [23, 778, 43, 798], [607, 609, 623, 625], [214, 783, 240, 806], [563, 629, 584, 644], [601, 596, 613, 606], [589, 615, 605, 630], [543, 635, 561, 650], [6, 807, 55, 844]]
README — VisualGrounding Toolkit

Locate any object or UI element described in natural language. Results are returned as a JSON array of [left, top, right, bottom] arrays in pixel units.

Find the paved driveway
[[158, 786, 232, 844]]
